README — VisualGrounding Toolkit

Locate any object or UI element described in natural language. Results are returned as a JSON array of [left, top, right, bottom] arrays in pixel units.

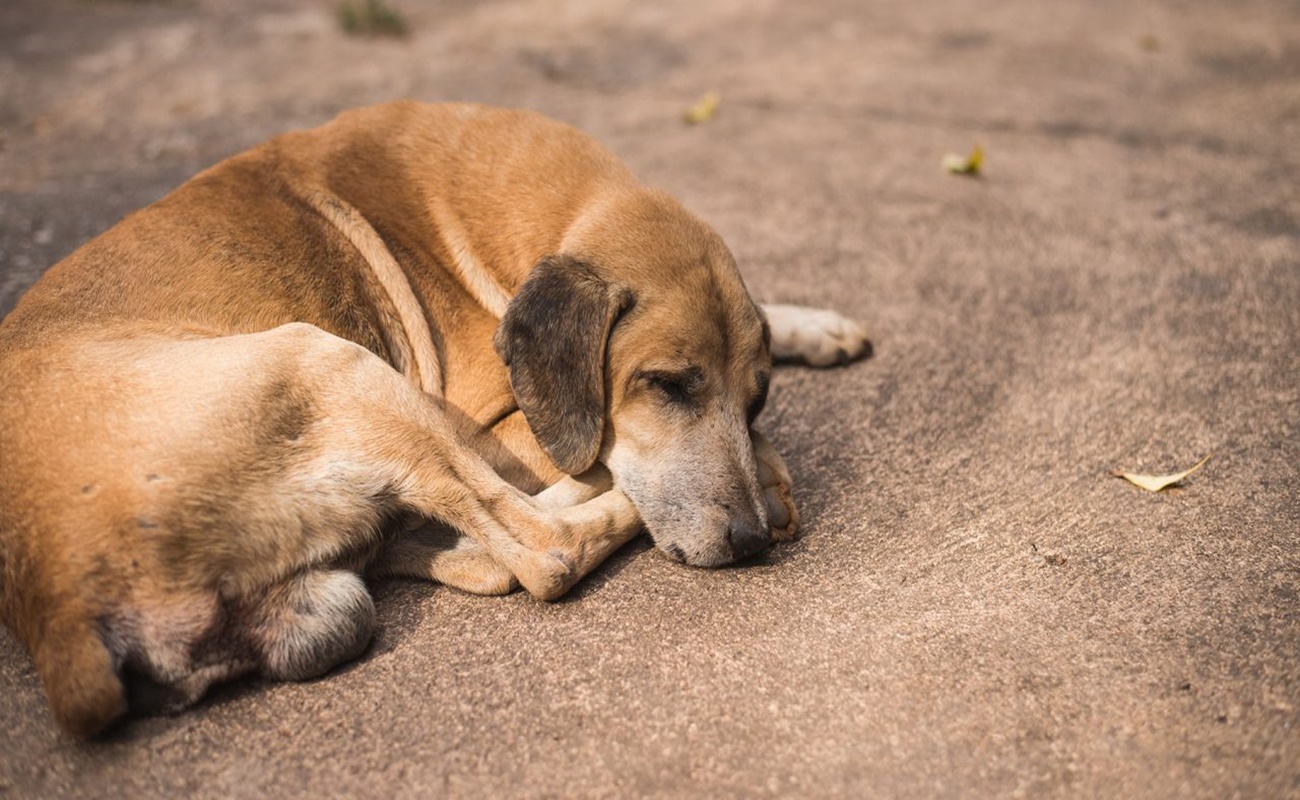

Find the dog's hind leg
[[249, 570, 376, 681], [761, 304, 872, 366], [110, 572, 372, 718]]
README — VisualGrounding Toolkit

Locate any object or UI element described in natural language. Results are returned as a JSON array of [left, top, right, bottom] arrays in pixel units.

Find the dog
[[0, 101, 870, 737]]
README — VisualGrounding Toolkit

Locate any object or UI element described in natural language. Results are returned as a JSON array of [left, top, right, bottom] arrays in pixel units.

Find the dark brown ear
[[494, 254, 634, 475]]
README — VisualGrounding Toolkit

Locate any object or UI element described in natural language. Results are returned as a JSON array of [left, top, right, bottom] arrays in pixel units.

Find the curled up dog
[[0, 101, 870, 737]]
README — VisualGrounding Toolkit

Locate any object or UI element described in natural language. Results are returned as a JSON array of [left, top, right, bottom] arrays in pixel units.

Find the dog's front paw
[[516, 548, 578, 601], [762, 304, 871, 367], [752, 430, 799, 542]]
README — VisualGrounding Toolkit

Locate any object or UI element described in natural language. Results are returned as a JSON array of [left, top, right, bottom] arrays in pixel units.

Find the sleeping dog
[[0, 101, 870, 737]]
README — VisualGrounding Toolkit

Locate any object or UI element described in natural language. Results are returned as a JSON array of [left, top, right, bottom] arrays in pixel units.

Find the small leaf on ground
[[338, 0, 408, 37], [683, 91, 721, 125], [1112, 454, 1211, 492], [942, 144, 984, 176]]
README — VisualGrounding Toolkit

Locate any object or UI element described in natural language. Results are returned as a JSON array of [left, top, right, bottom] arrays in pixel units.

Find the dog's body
[[0, 101, 868, 737]]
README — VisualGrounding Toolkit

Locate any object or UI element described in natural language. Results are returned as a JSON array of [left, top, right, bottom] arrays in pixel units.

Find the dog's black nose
[[729, 520, 769, 561]]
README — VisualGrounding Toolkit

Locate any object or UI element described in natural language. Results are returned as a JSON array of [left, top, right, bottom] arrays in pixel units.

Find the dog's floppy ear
[[494, 254, 634, 475]]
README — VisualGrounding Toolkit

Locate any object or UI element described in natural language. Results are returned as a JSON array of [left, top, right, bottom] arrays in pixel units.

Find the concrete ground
[[2, 0, 1298, 796]]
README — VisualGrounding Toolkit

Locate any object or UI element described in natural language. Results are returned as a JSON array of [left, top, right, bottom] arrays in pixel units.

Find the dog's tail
[[32, 611, 127, 738]]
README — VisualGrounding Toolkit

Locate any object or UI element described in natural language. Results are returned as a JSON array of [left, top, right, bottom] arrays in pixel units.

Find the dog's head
[[494, 191, 773, 567]]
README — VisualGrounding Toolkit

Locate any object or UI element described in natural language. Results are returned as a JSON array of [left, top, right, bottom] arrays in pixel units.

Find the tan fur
[[0, 101, 868, 737], [303, 190, 443, 395]]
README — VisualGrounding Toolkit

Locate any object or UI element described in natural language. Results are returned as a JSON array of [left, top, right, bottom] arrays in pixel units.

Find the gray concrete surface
[[1, 0, 1297, 796]]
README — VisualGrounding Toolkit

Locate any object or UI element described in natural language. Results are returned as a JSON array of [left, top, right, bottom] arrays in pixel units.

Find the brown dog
[[0, 101, 869, 737]]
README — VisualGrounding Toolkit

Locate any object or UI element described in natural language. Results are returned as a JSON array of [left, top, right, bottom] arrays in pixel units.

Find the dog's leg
[[517, 469, 644, 580], [752, 430, 800, 542], [368, 521, 519, 596], [268, 323, 639, 600], [120, 571, 374, 715], [387, 455, 639, 600], [251, 570, 376, 681], [368, 467, 632, 596], [761, 303, 872, 366], [753, 305, 866, 540]]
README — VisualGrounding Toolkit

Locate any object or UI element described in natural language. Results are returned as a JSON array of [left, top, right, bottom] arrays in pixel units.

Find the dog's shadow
[[96, 525, 804, 742], [549, 535, 656, 603]]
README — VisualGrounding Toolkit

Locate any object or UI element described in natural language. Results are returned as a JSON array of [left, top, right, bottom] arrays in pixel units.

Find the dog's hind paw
[[762, 304, 871, 367]]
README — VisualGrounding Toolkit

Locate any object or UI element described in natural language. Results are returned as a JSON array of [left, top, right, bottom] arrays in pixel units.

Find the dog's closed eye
[[641, 368, 704, 407]]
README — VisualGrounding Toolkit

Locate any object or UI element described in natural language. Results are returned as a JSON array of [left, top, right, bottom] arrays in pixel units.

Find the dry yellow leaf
[[943, 144, 984, 176], [683, 91, 721, 125], [1112, 454, 1211, 492]]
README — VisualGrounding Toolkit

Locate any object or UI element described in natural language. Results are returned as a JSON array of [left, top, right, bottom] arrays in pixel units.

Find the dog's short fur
[[0, 101, 869, 737]]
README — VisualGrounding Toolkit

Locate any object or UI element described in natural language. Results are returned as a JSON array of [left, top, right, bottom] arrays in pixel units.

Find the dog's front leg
[[370, 467, 637, 597], [382, 449, 639, 601], [529, 469, 645, 580], [753, 304, 870, 542], [419, 477, 639, 601], [368, 520, 520, 596], [752, 430, 800, 542]]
